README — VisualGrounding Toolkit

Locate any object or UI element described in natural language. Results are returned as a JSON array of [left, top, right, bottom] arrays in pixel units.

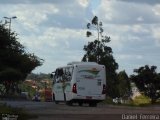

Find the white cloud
[[96, 0, 113, 21], [78, 0, 89, 8], [152, 26, 160, 46], [20, 27, 86, 73], [7, 4, 59, 30], [116, 54, 143, 60], [152, 4, 160, 16], [137, 16, 144, 22], [21, 27, 86, 51], [131, 25, 150, 33]]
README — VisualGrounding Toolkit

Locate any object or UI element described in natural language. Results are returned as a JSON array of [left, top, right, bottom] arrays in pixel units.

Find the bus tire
[[52, 94, 58, 104]]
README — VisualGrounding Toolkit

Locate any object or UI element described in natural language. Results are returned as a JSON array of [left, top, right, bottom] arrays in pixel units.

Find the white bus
[[51, 62, 106, 107]]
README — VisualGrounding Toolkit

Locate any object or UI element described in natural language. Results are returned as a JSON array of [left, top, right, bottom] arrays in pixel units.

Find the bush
[[102, 96, 115, 104], [0, 103, 37, 120], [132, 94, 151, 106]]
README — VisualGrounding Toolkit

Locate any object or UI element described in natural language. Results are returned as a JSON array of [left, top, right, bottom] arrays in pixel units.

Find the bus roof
[[53, 62, 100, 70], [67, 61, 98, 66]]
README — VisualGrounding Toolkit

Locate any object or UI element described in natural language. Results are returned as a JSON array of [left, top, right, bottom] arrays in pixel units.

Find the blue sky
[[0, 0, 160, 75]]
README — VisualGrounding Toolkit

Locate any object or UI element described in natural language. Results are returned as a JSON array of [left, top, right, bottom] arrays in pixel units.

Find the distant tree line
[[26, 73, 51, 81]]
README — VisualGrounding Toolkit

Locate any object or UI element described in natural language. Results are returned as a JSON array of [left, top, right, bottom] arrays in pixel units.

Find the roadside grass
[[130, 95, 151, 106], [0, 103, 37, 120], [103, 95, 160, 107]]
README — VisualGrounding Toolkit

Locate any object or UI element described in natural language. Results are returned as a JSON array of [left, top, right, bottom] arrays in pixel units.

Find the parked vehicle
[[32, 93, 41, 101]]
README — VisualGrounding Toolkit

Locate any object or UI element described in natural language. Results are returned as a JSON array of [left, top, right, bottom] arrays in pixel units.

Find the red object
[[45, 88, 52, 101], [72, 83, 77, 93]]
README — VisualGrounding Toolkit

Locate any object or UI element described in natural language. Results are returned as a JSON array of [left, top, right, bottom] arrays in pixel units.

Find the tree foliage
[[131, 65, 160, 103], [117, 71, 131, 98], [0, 23, 43, 95], [82, 16, 119, 98]]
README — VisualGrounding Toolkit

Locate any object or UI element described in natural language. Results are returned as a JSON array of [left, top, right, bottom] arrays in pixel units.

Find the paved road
[[1, 101, 160, 120]]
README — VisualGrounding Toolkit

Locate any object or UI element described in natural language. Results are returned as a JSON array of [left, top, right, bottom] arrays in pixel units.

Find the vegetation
[[0, 23, 43, 96], [20, 73, 52, 100], [0, 103, 37, 120], [116, 71, 131, 98], [26, 73, 51, 80], [131, 95, 151, 106], [131, 65, 160, 104], [82, 16, 131, 98], [103, 94, 151, 107], [20, 82, 36, 99]]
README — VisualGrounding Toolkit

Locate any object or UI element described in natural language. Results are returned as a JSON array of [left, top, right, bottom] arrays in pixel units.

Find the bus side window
[[55, 67, 73, 83], [69, 67, 73, 76], [66, 67, 73, 81], [55, 69, 64, 83], [58, 69, 63, 76], [62, 68, 67, 82]]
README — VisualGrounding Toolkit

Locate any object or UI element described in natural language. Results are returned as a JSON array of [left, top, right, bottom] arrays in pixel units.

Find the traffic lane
[[28, 104, 160, 115], [28, 103, 160, 120], [30, 114, 122, 120], [1, 101, 159, 114], [1, 101, 160, 120], [0, 100, 54, 110], [28, 104, 160, 120]]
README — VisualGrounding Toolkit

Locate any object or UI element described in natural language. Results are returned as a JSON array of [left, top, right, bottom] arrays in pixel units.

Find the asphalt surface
[[0, 101, 160, 120]]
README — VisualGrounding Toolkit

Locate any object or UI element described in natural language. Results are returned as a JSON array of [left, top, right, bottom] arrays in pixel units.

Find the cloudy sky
[[1, 0, 160, 75]]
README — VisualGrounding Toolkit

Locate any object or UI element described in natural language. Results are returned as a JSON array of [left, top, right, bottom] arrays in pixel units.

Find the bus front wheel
[[52, 94, 58, 104]]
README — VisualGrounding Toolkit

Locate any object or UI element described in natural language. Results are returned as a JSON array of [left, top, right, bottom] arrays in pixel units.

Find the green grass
[[102, 96, 115, 104], [102, 95, 159, 107], [156, 99, 160, 103], [0, 103, 37, 120], [131, 95, 151, 106]]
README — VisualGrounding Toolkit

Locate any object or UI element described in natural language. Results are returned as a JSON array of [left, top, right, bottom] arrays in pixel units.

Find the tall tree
[[82, 16, 119, 98], [117, 71, 131, 98], [0, 23, 43, 95], [131, 65, 160, 103]]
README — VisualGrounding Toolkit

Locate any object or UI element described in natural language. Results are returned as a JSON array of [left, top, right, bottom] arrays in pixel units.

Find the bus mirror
[[50, 74, 53, 78], [50, 72, 55, 78]]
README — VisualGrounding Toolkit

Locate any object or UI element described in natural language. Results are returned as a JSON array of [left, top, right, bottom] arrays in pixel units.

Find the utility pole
[[3, 16, 17, 37]]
